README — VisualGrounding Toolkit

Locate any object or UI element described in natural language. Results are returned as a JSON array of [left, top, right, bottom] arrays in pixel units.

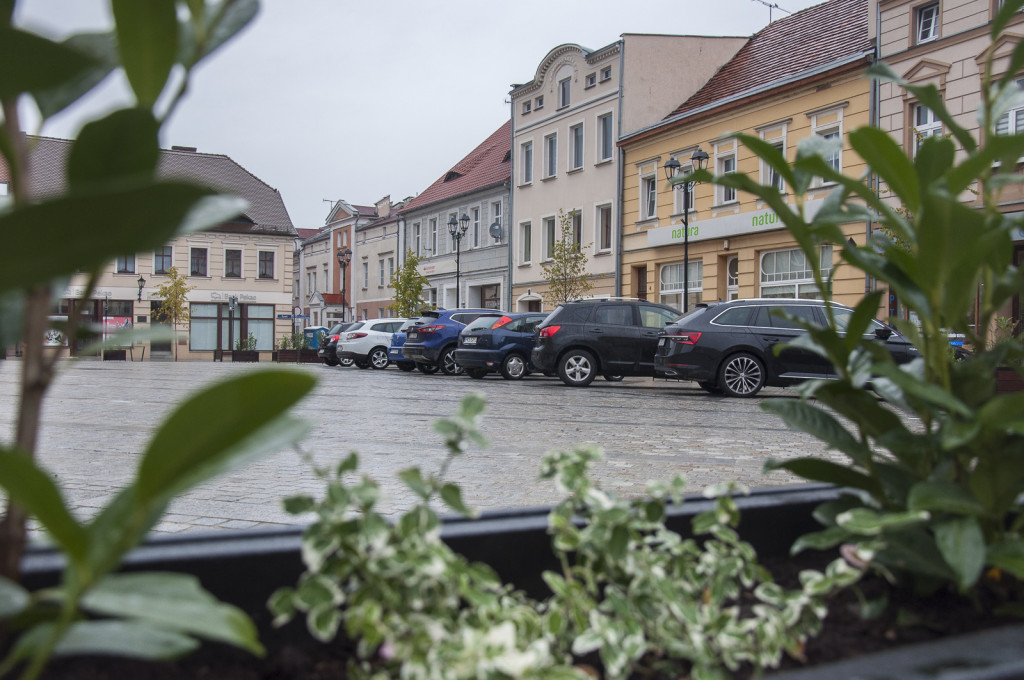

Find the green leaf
[[34, 32, 119, 120], [849, 126, 920, 215], [398, 468, 431, 500], [790, 527, 851, 554], [0, 576, 30, 619], [907, 481, 986, 516], [308, 602, 341, 642], [0, 448, 88, 565], [68, 108, 160, 187], [761, 399, 872, 467], [764, 457, 882, 496], [440, 483, 476, 517], [112, 0, 179, 107], [0, 181, 218, 295], [837, 508, 930, 536], [190, 0, 260, 66], [0, 27, 98, 99], [283, 495, 316, 515], [82, 572, 264, 655], [54, 621, 198, 659], [934, 517, 986, 590], [137, 371, 314, 503], [987, 539, 1024, 579]]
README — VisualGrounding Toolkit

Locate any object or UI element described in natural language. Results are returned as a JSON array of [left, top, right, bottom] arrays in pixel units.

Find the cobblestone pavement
[[0, 358, 848, 538]]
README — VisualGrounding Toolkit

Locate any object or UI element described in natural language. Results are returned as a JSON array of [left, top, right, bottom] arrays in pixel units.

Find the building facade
[[354, 196, 406, 320], [399, 121, 511, 311], [11, 138, 298, 360], [508, 35, 747, 312], [618, 0, 874, 313]]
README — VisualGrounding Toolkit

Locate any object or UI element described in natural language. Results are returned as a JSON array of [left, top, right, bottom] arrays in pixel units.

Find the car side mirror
[[874, 327, 893, 341]]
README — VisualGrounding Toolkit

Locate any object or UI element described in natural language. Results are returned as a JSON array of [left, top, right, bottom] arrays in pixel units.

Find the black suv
[[654, 298, 917, 397], [531, 299, 682, 387]]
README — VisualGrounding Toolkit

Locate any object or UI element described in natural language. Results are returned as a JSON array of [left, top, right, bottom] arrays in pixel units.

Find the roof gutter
[[619, 50, 876, 146]]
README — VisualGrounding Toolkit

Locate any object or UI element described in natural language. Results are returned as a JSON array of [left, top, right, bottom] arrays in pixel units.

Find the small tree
[[390, 249, 430, 317], [541, 209, 592, 307], [151, 266, 195, 361]]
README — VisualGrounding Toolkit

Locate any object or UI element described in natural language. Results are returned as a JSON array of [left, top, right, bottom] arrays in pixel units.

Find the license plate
[[407, 332, 418, 340], [463, 337, 477, 345], [658, 338, 666, 347]]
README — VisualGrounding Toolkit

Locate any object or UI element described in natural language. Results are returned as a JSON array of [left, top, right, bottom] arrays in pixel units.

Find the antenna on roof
[[751, 0, 791, 22]]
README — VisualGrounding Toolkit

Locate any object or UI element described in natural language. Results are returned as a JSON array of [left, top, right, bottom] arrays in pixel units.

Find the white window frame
[[585, 73, 596, 88], [521, 140, 533, 184], [641, 173, 657, 220], [361, 261, 369, 289], [758, 124, 788, 192], [715, 141, 738, 205], [600, 66, 612, 82], [570, 122, 584, 171], [544, 132, 558, 178], [472, 207, 480, 248], [429, 218, 437, 253], [659, 261, 703, 310], [597, 113, 614, 162], [543, 216, 557, 260], [759, 245, 834, 299], [413, 222, 421, 257], [535, 95, 544, 110], [914, 103, 943, 153], [917, 2, 940, 43], [520, 221, 532, 265], [571, 210, 583, 248], [727, 255, 739, 300], [808, 109, 844, 184], [491, 200, 502, 242], [596, 203, 613, 253], [995, 78, 1024, 136], [558, 76, 571, 108], [522, 100, 531, 115], [116, 254, 135, 274]]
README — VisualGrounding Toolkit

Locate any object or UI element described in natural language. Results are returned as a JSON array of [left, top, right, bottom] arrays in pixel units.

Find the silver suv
[[336, 318, 408, 369]]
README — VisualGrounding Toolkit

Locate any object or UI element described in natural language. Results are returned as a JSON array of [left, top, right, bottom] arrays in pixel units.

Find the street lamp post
[[447, 213, 470, 308], [228, 295, 238, 357], [664, 146, 710, 314], [136, 275, 146, 302], [336, 247, 352, 322]]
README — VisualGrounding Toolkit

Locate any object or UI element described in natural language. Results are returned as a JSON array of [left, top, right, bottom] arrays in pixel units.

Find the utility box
[[303, 326, 328, 350]]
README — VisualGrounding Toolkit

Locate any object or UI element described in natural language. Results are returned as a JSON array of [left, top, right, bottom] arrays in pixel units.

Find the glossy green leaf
[[33, 32, 119, 120], [978, 392, 1024, 432], [82, 573, 264, 655], [137, 371, 314, 503], [761, 400, 872, 467], [935, 517, 986, 590], [987, 539, 1024, 579], [68, 109, 160, 187], [0, 291, 25, 347], [54, 620, 198, 659], [0, 182, 216, 295], [112, 0, 179, 107], [907, 481, 986, 516], [440, 482, 475, 517], [849, 125, 920, 215], [0, 576, 30, 619], [837, 508, 930, 536], [0, 27, 98, 99], [764, 457, 882, 496], [790, 527, 851, 554], [875, 527, 957, 580], [0, 448, 88, 565]]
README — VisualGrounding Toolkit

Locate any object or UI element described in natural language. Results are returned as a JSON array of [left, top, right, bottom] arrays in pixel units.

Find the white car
[[336, 318, 409, 369]]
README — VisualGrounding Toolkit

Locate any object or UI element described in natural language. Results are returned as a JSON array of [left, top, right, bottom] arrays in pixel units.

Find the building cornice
[[510, 41, 621, 99]]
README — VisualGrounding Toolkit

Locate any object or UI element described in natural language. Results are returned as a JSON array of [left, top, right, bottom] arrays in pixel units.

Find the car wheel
[[354, 358, 371, 369], [339, 356, 354, 368], [466, 368, 488, 379], [322, 359, 339, 367], [698, 380, 722, 394], [500, 353, 527, 380], [603, 375, 624, 382], [558, 349, 597, 387], [397, 362, 416, 372], [417, 362, 439, 375], [440, 346, 464, 376], [718, 353, 765, 398], [369, 347, 390, 369]]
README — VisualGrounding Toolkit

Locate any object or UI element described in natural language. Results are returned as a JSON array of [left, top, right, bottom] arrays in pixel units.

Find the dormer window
[[535, 95, 544, 109], [600, 66, 612, 82], [558, 77, 571, 108], [585, 73, 596, 88], [522, 100, 531, 115]]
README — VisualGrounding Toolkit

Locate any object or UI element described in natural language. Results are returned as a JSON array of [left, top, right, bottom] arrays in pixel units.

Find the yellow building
[[619, 0, 875, 312]]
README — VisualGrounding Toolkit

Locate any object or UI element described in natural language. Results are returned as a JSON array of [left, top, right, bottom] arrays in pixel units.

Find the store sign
[[646, 199, 825, 248]]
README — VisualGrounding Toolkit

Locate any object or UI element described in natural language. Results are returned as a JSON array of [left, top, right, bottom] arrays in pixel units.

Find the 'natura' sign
[[646, 199, 824, 248]]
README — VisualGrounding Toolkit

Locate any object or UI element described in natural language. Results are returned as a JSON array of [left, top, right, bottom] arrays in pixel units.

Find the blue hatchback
[[455, 313, 549, 380], [388, 319, 422, 372], [401, 308, 497, 375]]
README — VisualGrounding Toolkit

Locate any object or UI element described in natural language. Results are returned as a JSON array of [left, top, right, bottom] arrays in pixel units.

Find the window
[[535, 95, 544, 110], [558, 77, 571, 108], [190, 302, 219, 351], [914, 104, 942, 152], [718, 155, 736, 203], [641, 174, 657, 220], [585, 73, 596, 88], [491, 201, 502, 240], [413, 222, 421, 256], [246, 304, 274, 350], [759, 245, 833, 299], [472, 208, 480, 248], [660, 261, 703, 310], [361, 261, 368, 288], [190, 247, 207, 277], [154, 246, 172, 275], [570, 123, 584, 170], [388, 256, 395, 282], [571, 211, 582, 249], [258, 251, 274, 279], [521, 141, 533, 184], [378, 259, 385, 286], [225, 249, 241, 278], [669, 159, 695, 215], [522, 100, 531, 115], [520, 221, 532, 264], [594, 304, 633, 326], [543, 217, 556, 260], [448, 212, 458, 253], [996, 78, 1024, 135], [598, 113, 614, 162], [116, 255, 135, 274], [600, 66, 612, 82], [727, 256, 739, 300], [597, 204, 612, 252], [544, 133, 557, 177], [917, 2, 940, 43], [429, 218, 438, 252]]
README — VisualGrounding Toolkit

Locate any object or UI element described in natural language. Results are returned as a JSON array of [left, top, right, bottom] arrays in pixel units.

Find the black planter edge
[[18, 483, 1023, 679]]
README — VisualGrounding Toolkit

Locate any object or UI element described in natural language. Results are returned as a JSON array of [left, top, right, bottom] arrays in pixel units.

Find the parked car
[[401, 308, 498, 375], [532, 299, 682, 387], [337, 318, 408, 369], [653, 298, 918, 397], [455, 312, 550, 380], [388, 319, 422, 372], [318, 322, 358, 367]]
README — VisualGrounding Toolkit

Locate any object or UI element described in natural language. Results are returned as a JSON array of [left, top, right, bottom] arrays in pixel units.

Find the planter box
[[102, 349, 127, 361], [230, 350, 260, 363], [996, 366, 1023, 394], [19, 485, 1023, 679], [272, 349, 320, 363]]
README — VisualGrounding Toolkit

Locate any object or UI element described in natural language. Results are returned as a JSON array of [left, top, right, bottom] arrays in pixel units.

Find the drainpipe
[[508, 101, 517, 312], [614, 41, 625, 297]]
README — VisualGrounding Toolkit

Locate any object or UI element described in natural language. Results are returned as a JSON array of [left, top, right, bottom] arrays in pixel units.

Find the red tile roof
[[321, 293, 345, 305], [295, 228, 322, 240], [666, 0, 871, 120], [400, 120, 511, 214]]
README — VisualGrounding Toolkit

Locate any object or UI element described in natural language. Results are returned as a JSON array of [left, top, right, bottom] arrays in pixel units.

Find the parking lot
[[0, 359, 842, 537]]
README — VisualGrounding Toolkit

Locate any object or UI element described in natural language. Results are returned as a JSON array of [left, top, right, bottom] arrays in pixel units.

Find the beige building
[[354, 196, 406, 320], [618, 0, 874, 312], [508, 35, 746, 311], [874, 0, 1024, 325], [7, 137, 298, 360]]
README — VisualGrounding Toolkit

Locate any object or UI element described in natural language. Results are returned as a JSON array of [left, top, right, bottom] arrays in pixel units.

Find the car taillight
[[348, 332, 368, 339], [538, 325, 561, 338], [491, 316, 513, 329], [417, 325, 444, 334], [665, 331, 701, 345], [329, 335, 340, 342]]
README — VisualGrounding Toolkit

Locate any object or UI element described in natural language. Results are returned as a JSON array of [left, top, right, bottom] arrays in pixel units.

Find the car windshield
[[346, 322, 365, 331]]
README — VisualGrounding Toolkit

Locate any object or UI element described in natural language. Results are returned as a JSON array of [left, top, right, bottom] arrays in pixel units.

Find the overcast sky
[[14, 0, 824, 230]]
